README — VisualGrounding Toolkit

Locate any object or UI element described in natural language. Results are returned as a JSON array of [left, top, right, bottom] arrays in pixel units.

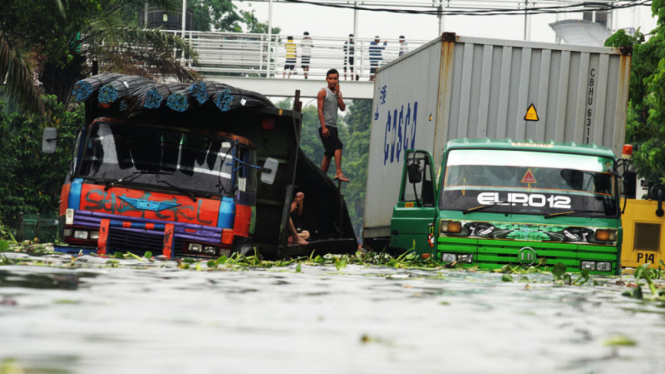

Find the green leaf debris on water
[[335, 258, 347, 272], [552, 263, 567, 280], [296, 262, 302, 273], [603, 335, 637, 347], [54, 299, 79, 304], [0, 240, 9, 252], [501, 274, 514, 282]]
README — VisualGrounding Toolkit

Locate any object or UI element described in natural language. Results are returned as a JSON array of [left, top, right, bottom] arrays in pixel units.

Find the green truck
[[363, 33, 631, 274], [392, 139, 621, 274]]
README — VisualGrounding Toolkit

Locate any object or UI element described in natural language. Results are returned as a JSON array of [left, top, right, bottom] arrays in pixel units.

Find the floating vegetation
[[2, 244, 664, 297], [603, 335, 637, 347], [622, 261, 665, 301]]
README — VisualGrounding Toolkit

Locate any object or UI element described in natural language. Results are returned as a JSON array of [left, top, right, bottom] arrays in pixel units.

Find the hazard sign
[[524, 104, 539, 121], [521, 168, 537, 184]]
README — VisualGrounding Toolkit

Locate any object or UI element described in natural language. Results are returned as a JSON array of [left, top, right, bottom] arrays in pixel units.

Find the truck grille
[[108, 229, 164, 255]]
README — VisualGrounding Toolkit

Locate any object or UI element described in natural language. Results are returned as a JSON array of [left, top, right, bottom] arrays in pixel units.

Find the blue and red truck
[[43, 74, 357, 259]]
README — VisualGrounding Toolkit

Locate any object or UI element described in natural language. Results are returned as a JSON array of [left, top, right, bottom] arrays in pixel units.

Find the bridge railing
[[164, 30, 429, 81]]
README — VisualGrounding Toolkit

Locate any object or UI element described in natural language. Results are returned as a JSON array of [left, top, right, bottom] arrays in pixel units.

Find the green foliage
[[604, 6, 665, 182], [0, 96, 83, 227], [552, 262, 567, 281]]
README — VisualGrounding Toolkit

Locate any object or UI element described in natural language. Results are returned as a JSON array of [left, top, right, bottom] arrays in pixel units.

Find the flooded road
[[1, 251, 664, 374]]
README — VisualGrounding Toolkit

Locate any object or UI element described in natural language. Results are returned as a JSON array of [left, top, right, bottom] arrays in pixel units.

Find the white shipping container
[[363, 32, 631, 241]]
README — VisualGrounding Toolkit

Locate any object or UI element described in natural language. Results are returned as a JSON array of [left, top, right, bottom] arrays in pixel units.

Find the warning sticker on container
[[524, 104, 539, 121], [521, 168, 537, 184]]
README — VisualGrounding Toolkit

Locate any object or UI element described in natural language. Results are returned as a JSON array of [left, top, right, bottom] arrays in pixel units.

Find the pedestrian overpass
[[165, 31, 429, 99]]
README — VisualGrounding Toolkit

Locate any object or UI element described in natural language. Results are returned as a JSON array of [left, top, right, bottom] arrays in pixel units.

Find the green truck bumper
[[437, 237, 619, 275]]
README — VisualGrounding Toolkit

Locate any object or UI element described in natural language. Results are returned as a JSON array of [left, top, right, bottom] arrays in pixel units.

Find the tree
[[1, 0, 198, 110], [605, 3, 665, 183], [339, 100, 371, 236], [0, 96, 83, 225]]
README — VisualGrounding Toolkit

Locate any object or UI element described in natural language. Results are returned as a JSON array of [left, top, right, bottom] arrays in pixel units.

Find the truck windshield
[[440, 149, 617, 217], [77, 122, 234, 196]]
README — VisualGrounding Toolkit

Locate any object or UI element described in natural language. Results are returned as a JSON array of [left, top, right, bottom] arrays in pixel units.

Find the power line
[[283, 0, 652, 17]]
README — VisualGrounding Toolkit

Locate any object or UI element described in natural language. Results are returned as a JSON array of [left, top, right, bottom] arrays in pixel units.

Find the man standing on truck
[[317, 69, 349, 182]]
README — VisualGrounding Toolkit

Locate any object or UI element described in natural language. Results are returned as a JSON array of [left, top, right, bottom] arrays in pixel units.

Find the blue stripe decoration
[[69, 178, 84, 210], [215, 87, 233, 112], [217, 196, 235, 228], [143, 87, 164, 109], [190, 82, 209, 104], [98, 85, 118, 104], [166, 92, 189, 112], [72, 80, 93, 101]]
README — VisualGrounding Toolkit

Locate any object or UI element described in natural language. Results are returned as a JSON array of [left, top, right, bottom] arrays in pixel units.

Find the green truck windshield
[[78, 122, 235, 196], [440, 149, 617, 217]]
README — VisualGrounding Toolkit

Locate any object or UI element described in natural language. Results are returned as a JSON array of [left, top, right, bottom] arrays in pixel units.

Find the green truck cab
[[391, 139, 622, 275]]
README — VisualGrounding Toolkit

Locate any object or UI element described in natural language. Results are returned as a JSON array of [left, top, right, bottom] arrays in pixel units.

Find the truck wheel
[[238, 243, 260, 259]]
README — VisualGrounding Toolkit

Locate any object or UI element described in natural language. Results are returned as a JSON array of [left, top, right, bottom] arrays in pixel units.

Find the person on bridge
[[369, 36, 387, 81], [317, 69, 349, 182], [283, 36, 297, 79], [301, 31, 313, 80], [343, 34, 357, 81], [399, 35, 408, 57]]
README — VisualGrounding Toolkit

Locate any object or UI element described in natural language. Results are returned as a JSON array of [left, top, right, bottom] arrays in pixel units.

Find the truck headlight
[[440, 220, 462, 234], [65, 209, 74, 225], [441, 253, 457, 263], [188, 243, 202, 253], [204, 246, 217, 255], [457, 253, 473, 264], [89, 231, 100, 240], [74, 230, 89, 239], [596, 262, 611, 271], [581, 261, 595, 270], [595, 230, 616, 241], [63, 228, 73, 237]]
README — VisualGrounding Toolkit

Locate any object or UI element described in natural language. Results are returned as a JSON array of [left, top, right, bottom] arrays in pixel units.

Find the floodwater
[[1, 252, 665, 374]]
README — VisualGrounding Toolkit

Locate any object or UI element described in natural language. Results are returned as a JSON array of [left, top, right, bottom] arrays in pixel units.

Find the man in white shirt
[[301, 31, 313, 80]]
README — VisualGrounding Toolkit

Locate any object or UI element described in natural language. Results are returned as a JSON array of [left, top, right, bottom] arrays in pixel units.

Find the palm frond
[[0, 35, 43, 113], [82, 4, 199, 83]]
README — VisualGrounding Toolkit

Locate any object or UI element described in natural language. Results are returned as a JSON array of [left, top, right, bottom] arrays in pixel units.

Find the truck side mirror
[[261, 157, 279, 185], [650, 184, 665, 217], [407, 163, 422, 184], [42, 127, 58, 153]]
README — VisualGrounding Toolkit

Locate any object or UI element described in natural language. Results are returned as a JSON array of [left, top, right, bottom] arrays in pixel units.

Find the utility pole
[[181, 0, 187, 38], [523, 0, 530, 41], [437, 0, 445, 35], [268, 0, 273, 77]]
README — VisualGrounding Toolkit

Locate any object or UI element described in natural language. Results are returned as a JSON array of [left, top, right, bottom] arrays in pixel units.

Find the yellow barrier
[[621, 199, 665, 269]]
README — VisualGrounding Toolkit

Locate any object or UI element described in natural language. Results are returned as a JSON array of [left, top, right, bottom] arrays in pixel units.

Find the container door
[[390, 150, 437, 253]]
